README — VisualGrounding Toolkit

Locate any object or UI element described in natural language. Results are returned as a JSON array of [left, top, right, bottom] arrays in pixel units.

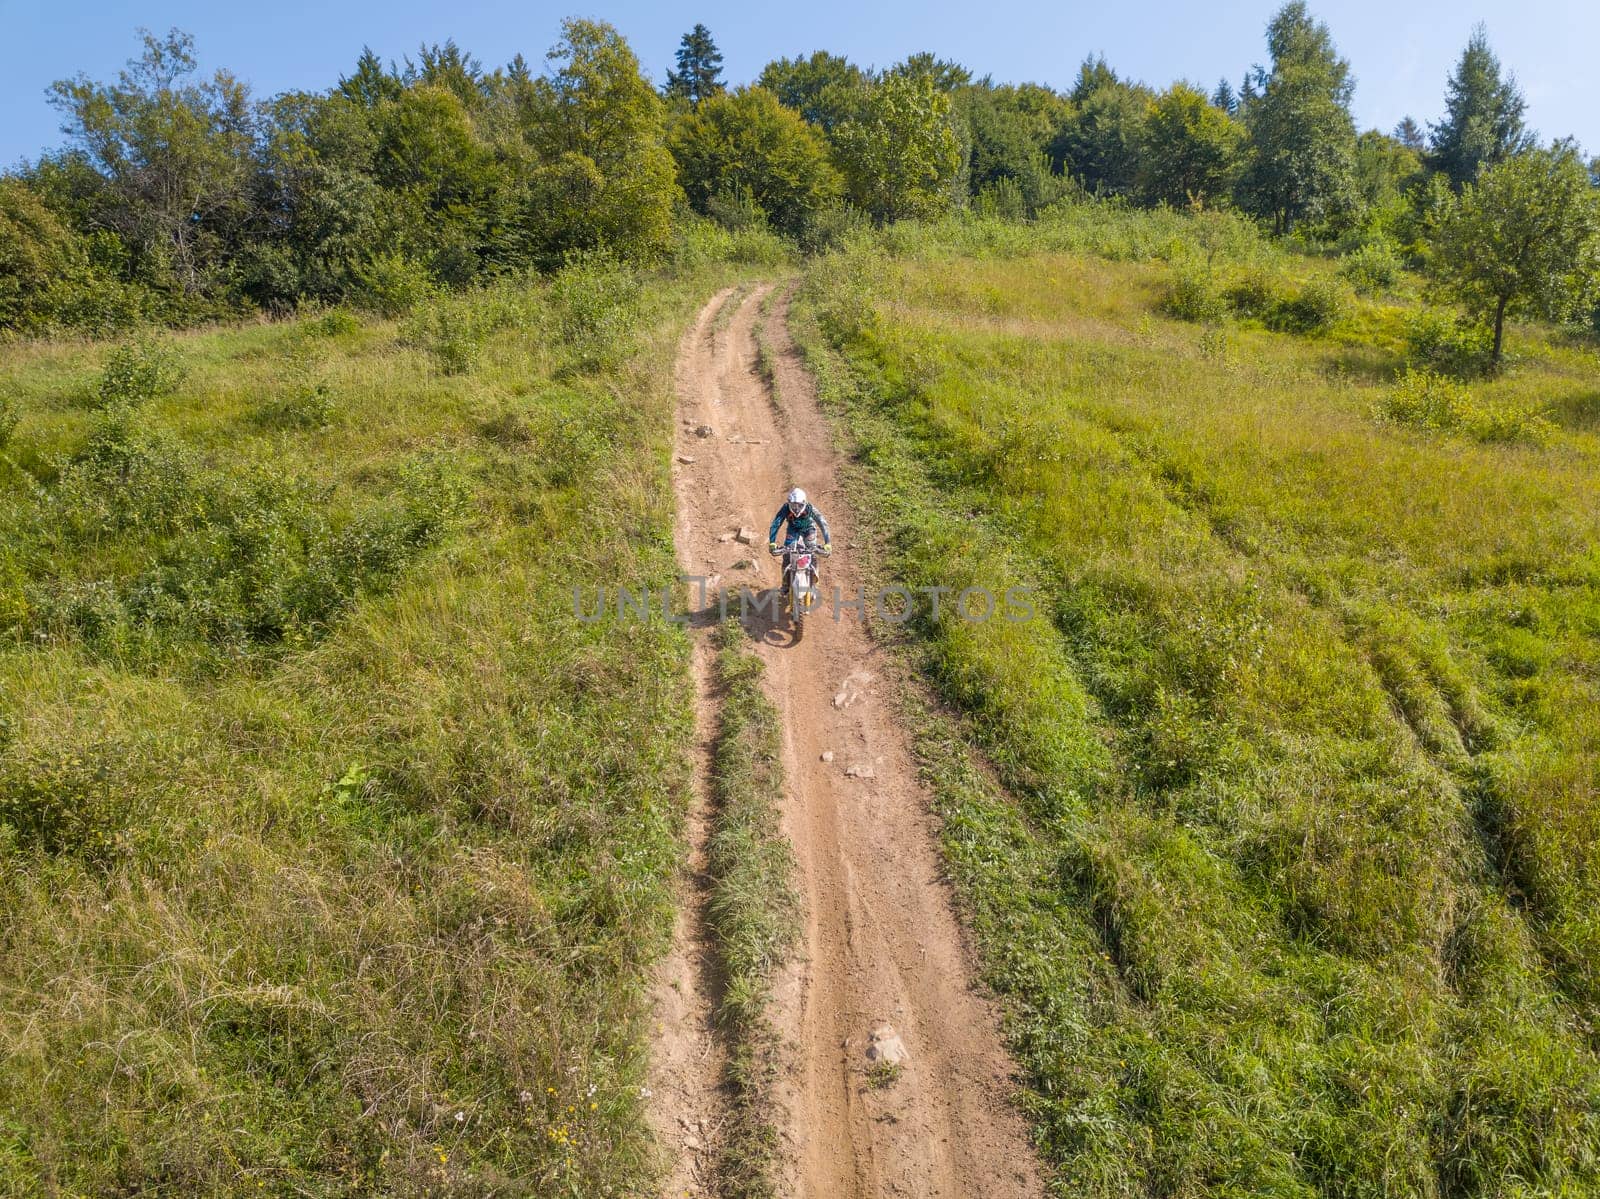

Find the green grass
[[794, 206, 1600, 1196], [0, 258, 761, 1195], [705, 620, 800, 1199]]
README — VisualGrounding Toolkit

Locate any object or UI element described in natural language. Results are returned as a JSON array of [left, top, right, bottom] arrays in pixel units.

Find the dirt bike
[[772, 540, 830, 632]]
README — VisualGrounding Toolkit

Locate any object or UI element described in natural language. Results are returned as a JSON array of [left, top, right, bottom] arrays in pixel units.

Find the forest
[[3, 4, 1597, 370]]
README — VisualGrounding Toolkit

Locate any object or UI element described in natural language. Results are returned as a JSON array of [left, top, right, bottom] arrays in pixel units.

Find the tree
[[888, 52, 971, 93], [1212, 79, 1239, 116], [757, 51, 868, 134], [663, 24, 724, 110], [527, 19, 677, 262], [1430, 143, 1600, 366], [1237, 3, 1358, 233], [956, 83, 1070, 212], [1049, 62, 1150, 198], [339, 47, 402, 108], [48, 28, 255, 294], [1428, 25, 1532, 189], [1138, 83, 1246, 208], [249, 90, 389, 303], [1354, 131, 1422, 213], [668, 87, 842, 237], [832, 73, 962, 222], [1393, 116, 1425, 152], [0, 179, 83, 329]]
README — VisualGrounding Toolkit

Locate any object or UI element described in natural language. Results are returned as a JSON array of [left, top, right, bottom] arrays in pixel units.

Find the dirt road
[[649, 284, 1042, 1199]]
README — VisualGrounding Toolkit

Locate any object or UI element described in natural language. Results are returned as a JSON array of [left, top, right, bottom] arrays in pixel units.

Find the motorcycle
[[772, 540, 830, 632]]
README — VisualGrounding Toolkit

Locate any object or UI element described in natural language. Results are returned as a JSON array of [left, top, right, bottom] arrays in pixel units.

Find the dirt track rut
[[649, 284, 1042, 1199]]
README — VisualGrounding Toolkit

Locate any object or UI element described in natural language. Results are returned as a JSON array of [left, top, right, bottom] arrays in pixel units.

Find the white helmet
[[786, 487, 808, 517]]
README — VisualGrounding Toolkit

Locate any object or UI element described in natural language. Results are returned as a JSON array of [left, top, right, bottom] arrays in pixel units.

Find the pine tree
[[1211, 78, 1238, 116], [1428, 25, 1531, 188], [1393, 116, 1425, 151], [663, 24, 724, 110]]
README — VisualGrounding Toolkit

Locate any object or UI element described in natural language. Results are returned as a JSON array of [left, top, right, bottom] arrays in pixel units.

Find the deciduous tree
[[832, 73, 961, 222], [1430, 143, 1600, 365], [1138, 83, 1245, 209], [668, 86, 842, 237], [48, 28, 255, 293], [527, 19, 677, 262], [1237, 3, 1358, 233]]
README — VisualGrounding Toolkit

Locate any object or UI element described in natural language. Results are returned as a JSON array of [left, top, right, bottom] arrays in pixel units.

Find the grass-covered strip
[[793, 208, 1600, 1195], [0, 251, 768, 1195], [706, 620, 800, 1199]]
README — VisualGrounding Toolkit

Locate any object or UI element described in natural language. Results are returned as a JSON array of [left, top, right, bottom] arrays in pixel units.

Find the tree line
[[2, 4, 1596, 360]]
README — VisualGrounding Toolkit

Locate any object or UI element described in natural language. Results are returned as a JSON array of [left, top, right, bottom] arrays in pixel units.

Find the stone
[[820, 751, 834, 763], [844, 764, 876, 780], [866, 1025, 909, 1066], [675, 454, 697, 464], [734, 527, 757, 545]]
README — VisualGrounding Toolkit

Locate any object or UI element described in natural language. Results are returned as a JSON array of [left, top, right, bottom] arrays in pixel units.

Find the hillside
[[794, 208, 1600, 1192], [0, 242, 779, 1194], [3, 195, 1600, 1197]]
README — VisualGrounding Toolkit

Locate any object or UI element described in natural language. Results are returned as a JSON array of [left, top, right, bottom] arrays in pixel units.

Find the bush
[[1376, 368, 1553, 444], [355, 253, 436, 317], [1224, 269, 1278, 320], [310, 308, 361, 337], [1404, 309, 1494, 377], [798, 202, 871, 255], [547, 254, 642, 372], [1163, 267, 1227, 323], [1268, 277, 1348, 335], [255, 380, 334, 430], [0, 742, 150, 863], [50, 410, 203, 541], [96, 339, 185, 409], [1340, 241, 1403, 296]]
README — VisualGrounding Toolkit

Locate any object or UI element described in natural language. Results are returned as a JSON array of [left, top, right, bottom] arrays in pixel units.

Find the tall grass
[[0, 256, 759, 1194], [706, 620, 800, 1199], [794, 208, 1600, 1195]]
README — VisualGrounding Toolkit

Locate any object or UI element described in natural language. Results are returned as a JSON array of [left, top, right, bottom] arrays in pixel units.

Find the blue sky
[[3, 0, 1595, 168]]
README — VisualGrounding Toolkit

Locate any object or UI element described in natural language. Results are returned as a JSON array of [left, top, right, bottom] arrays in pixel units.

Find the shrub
[[311, 308, 361, 337], [49, 411, 203, 541], [1162, 267, 1227, 323], [0, 392, 17, 451], [1340, 241, 1403, 296], [0, 742, 150, 863], [547, 254, 642, 372], [1404, 309, 1494, 377], [96, 339, 185, 409], [1269, 277, 1348, 334], [1376, 368, 1554, 444], [705, 188, 769, 233], [255, 380, 334, 430], [1224, 268, 1278, 320], [797, 202, 870, 255], [355, 253, 436, 317]]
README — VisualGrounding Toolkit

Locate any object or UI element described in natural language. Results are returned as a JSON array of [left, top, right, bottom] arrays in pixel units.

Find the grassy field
[[0, 234, 781, 1196], [795, 207, 1600, 1196]]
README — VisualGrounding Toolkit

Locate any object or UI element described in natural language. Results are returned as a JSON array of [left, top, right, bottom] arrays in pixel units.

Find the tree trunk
[[1491, 295, 1508, 369]]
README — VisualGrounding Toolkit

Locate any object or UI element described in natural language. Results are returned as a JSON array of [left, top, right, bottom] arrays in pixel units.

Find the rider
[[768, 487, 832, 595]]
